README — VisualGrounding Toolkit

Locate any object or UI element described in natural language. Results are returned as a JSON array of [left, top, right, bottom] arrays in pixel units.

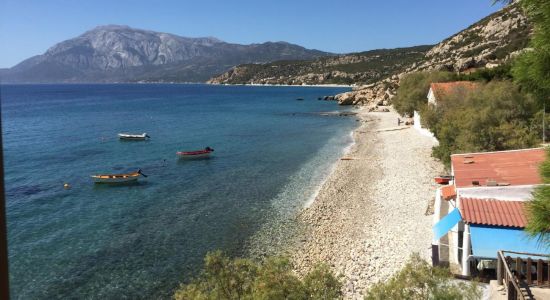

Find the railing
[[497, 250, 550, 300]]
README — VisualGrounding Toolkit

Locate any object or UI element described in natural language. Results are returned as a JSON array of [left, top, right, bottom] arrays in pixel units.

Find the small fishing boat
[[177, 147, 214, 159], [118, 133, 150, 140], [434, 175, 453, 185], [91, 169, 147, 183]]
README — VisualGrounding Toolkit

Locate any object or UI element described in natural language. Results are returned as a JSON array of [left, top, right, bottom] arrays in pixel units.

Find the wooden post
[[516, 257, 522, 279], [507, 280, 515, 300], [527, 258, 532, 285], [497, 254, 503, 285], [537, 259, 543, 286], [431, 244, 440, 266]]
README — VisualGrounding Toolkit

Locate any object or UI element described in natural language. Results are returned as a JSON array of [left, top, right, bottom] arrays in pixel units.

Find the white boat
[[118, 133, 150, 140], [91, 169, 147, 183], [177, 147, 214, 159]]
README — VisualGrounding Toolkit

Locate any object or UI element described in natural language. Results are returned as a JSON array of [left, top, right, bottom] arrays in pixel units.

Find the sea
[[1, 84, 356, 299]]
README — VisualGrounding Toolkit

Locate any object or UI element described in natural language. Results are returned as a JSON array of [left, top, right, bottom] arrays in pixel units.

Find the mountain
[[208, 3, 531, 91], [1, 25, 330, 83]]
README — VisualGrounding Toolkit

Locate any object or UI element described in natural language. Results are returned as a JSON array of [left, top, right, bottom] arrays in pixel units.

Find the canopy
[[470, 225, 549, 258], [433, 208, 462, 241]]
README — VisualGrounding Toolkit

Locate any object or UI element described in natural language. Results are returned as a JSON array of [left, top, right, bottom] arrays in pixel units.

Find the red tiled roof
[[451, 148, 546, 188], [441, 185, 456, 200], [430, 81, 479, 102], [460, 198, 528, 228]]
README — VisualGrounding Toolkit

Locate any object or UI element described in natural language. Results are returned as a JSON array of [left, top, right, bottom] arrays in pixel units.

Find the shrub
[[173, 251, 342, 300], [364, 254, 481, 300], [429, 80, 539, 165], [392, 72, 457, 116]]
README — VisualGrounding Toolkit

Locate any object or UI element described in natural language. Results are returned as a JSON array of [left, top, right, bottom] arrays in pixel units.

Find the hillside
[[207, 45, 432, 85], [1, 25, 330, 83], [408, 4, 530, 73], [208, 3, 531, 95]]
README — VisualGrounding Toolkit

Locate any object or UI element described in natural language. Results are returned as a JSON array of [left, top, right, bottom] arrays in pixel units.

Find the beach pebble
[[290, 108, 444, 299]]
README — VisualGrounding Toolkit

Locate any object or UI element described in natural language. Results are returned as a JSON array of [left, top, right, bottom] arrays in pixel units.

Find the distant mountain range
[[0, 25, 330, 83], [1, 3, 531, 85], [209, 3, 531, 86]]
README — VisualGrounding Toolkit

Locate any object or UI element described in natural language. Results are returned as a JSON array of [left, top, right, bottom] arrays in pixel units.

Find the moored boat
[[118, 133, 150, 140], [91, 169, 147, 183], [177, 147, 214, 159], [434, 175, 453, 185]]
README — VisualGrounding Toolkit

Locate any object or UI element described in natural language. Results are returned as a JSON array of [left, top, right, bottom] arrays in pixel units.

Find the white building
[[432, 148, 547, 277]]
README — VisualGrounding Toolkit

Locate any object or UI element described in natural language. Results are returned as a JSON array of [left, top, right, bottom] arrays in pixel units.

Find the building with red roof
[[451, 148, 545, 188], [427, 81, 479, 106], [432, 148, 547, 278]]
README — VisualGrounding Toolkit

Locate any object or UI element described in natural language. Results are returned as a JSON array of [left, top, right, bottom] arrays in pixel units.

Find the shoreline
[[207, 82, 355, 88], [290, 107, 443, 299], [0, 82, 354, 88], [244, 119, 359, 260], [303, 129, 356, 208]]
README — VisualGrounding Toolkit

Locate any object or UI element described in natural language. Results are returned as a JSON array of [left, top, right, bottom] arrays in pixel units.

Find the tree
[[510, 0, 550, 103], [494, 0, 550, 248], [364, 254, 481, 300], [526, 149, 550, 246]]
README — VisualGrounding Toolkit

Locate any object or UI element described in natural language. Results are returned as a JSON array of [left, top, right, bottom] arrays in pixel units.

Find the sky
[[0, 0, 505, 68]]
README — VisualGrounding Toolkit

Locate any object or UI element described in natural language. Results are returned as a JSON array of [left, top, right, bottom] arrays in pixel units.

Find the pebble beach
[[291, 107, 444, 299]]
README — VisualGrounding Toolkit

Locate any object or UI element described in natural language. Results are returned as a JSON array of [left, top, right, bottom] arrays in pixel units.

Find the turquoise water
[[1, 84, 355, 299]]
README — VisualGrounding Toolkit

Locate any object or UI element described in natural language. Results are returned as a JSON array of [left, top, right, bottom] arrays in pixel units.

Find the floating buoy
[[64, 183, 71, 189]]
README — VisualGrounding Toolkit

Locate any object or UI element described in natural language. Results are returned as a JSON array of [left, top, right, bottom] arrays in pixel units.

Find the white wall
[[458, 185, 535, 201], [428, 87, 437, 105], [413, 110, 438, 144]]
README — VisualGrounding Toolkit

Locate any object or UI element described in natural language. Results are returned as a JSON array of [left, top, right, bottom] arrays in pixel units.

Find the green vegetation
[[364, 254, 481, 300], [392, 72, 457, 116], [510, 0, 550, 247], [394, 70, 541, 166], [173, 251, 342, 300], [510, 0, 550, 103], [527, 149, 550, 246], [428, 80, 539, 165]]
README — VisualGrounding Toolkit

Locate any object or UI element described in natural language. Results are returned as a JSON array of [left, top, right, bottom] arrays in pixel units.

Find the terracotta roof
[[441, 185, 456, 200], [460, 198, 528, 228], [430, 81, 479, 102], [451, 148, 546, 188]]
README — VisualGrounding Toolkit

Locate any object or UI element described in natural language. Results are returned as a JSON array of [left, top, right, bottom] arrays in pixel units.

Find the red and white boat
[[434, 175, 453, 185], [177, 147, 214, 159]]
